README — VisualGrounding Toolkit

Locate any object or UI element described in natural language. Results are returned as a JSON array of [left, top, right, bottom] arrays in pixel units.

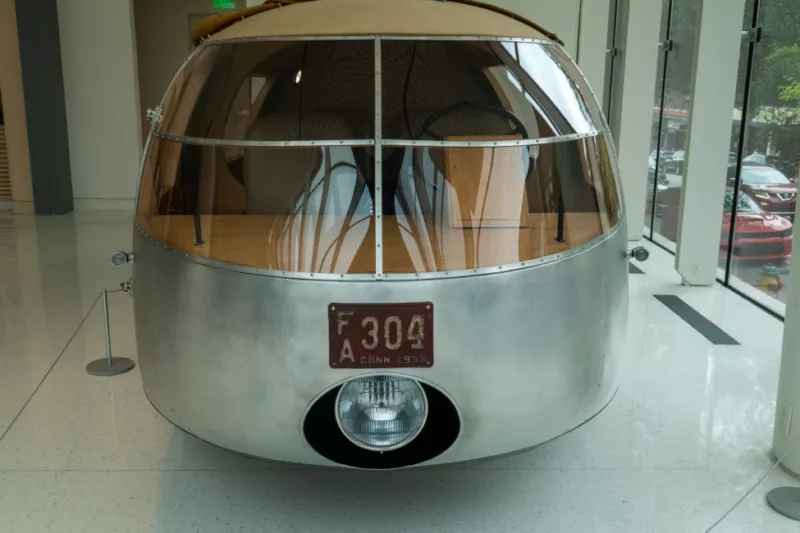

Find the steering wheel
[[413, 102, 530, 141]]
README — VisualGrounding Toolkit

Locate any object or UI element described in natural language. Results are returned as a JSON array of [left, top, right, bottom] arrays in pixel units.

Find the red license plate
[[329, 302, 434, 369]]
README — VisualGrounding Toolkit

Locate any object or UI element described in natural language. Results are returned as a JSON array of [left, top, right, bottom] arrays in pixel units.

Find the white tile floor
[[0, 211, 799, 532]]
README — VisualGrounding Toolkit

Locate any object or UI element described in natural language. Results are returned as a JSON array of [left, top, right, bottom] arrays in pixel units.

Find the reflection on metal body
[[132, 222, 628, 466]]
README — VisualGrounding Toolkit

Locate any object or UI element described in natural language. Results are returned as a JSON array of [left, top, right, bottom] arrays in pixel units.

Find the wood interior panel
[[139, 212, 604, 274]]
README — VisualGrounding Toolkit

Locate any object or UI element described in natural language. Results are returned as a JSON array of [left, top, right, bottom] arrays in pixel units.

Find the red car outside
[[720, 190, 793, 261], [732, 165, 797, 219], [655, 187, 792, 261]]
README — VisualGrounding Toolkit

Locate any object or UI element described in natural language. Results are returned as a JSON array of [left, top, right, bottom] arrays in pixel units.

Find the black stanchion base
[[86, 358, 136, 377], [767, 487, 800, 521]]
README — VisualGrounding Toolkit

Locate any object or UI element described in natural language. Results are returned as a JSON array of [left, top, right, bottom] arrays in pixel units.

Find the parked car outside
[[729, 165, 797, 220], [654, 187, 792, 261], [720, 189, 793, 262], [743, 152, 795, 179]]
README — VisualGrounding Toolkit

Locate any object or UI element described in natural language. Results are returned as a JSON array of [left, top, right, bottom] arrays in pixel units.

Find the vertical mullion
[[374, 36, 384, 278], [724, 0, 761, 285], [604, 0, 620, 118], [649, 0, 674, 240], [576, 0, 584, 63]]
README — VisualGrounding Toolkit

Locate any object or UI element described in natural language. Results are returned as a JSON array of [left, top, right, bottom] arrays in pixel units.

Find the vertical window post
[[374, 36, 384, 278]]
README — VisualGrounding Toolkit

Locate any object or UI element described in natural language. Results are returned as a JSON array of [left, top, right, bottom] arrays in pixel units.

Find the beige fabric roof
[[203, 0, 555, 43]]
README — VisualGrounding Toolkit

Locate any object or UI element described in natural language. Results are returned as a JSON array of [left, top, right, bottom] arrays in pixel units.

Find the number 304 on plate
[[328, 302, 434, 369]]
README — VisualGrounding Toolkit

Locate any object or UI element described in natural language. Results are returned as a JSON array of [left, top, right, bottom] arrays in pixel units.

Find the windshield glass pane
[[517, 42, 605, 132], [741, 167, 791, 185], [381, 133, 620, 273], [157, 40, 375, 140], [381, 41, 604, 141], [137, 139, 376, 274]]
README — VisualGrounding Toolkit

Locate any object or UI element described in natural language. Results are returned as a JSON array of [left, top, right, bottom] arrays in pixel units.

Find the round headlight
[[335, 375, 428, 451]]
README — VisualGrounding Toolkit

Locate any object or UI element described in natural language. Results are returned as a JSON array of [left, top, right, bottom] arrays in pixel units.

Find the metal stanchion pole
[[86, 289, 135, 377]]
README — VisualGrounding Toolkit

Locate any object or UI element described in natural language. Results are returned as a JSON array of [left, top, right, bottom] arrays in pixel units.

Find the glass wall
[[643, 0, 800, 315], [722, 0, 800, 311], [645, 0, 701, 249]]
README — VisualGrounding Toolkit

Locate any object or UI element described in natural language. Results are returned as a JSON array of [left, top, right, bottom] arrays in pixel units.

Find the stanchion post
[[86, 289, 135, 377]]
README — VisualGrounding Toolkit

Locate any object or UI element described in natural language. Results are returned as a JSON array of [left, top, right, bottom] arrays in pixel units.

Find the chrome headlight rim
[[334, 373, 429, 453]]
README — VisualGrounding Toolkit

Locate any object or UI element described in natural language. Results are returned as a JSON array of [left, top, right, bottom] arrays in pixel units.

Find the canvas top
[[191, 0, 560, 45]]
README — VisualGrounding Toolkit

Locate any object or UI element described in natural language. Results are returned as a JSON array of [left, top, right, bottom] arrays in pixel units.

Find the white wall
[[135, 0, 244, 141], [57, 0, 142, 210]]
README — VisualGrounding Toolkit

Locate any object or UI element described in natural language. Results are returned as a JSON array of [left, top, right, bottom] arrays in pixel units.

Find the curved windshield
[[138, 38, 619, 275], [381, 40, 603, 140], [157, 40, 375, 141], [741, 167, 791, 185], [138, 138, 376, 274], [381, 135, 619, 273]]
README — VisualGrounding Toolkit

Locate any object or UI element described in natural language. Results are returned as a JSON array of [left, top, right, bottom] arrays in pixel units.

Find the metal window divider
[[374, 36, 384, 279], [725, 0, 761, 286]]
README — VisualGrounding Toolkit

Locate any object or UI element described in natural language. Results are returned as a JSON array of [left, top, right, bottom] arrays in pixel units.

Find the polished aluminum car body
[[131, 0, 629, 468], [133, 223, 628, 466]]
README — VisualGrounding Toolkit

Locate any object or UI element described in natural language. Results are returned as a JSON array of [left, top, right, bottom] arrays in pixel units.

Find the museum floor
[[0, 210, 799, 532]]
